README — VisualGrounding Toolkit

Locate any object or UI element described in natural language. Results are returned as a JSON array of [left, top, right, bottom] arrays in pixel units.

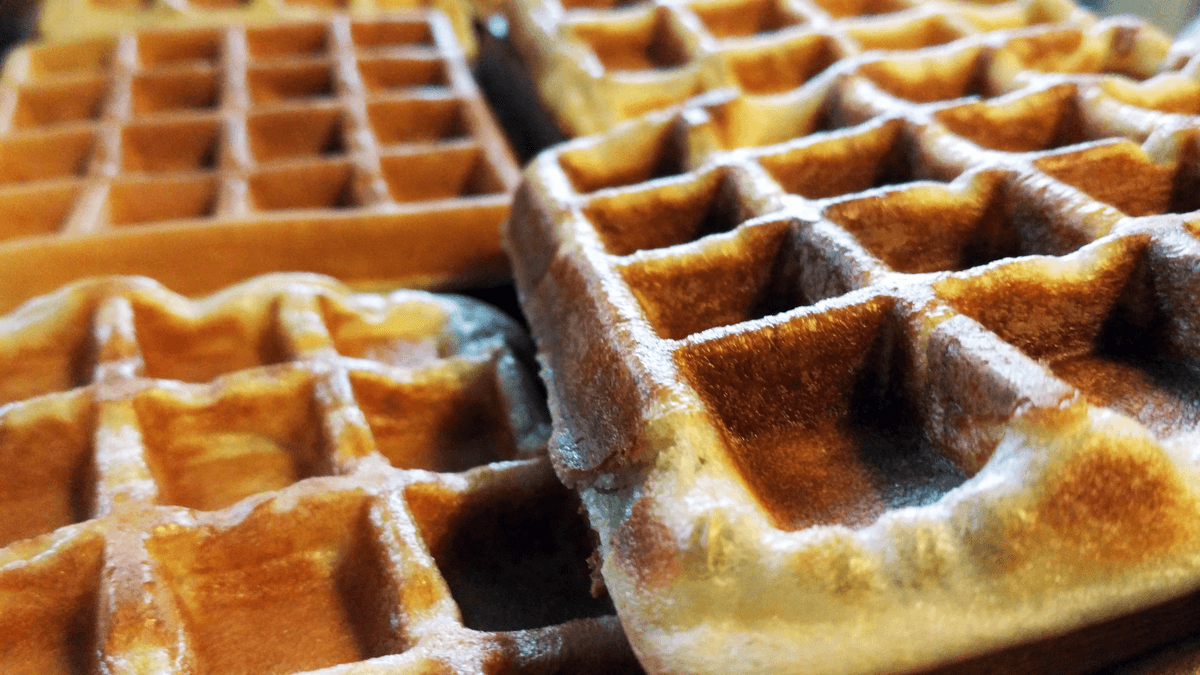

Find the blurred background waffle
[[0, 272, 644, 674], [35, 0, 483, 59], [502, 0, 1110, 136], [0, 12, 520, 313], [505, 12, 1200, 675]]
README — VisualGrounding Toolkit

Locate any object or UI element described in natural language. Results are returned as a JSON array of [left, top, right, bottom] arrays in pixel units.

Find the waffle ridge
[[37, 0, 482, 59], [505, 11, 1200, 675], [0, 13, 519, 313], [0, 273, 648, 675]]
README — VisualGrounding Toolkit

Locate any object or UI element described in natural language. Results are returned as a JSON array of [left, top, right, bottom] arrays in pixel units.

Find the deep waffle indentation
[[249, 160, 360, 211], [358, 56, 448, 92], [350, 20, 435, 49], [405, 464, 617, 631], [248, 61, 337, 105], [0, 530, 103, 674], [131, 69, 219, 114], [1034, 141, 1184, 216], [558, 121, 688, 193], [13, 79, 108, 129], [583, 168, 745, 255], [107, 174, 218, 225], [0, 130, 95, 184], [845, 13, 966, 51], [702, 92, 835, 150], [994, 27, 1165, 81], [676, 296, 966, 531], [245, 23, 329, 59], [248, 106, 346, 163], [690, 0, 805, 39], [939, 236, 1200, 444], [0, 394, 95, 547], [146, 494, 405, 674], [351, 368, 519, 473], [821, 173, 1020, 274], [27, 39, 115, 78], [724, 33, 839, 95], [0, 183, 80, 241], [134, 371, 330, 511], [380, 146, 505, 203], [129, 293, 289, 383], [808, 0, 907, 19], [320, 293, 451, 368], [757, 119, 915, 199], [934, 85, 1090, 152], [1098, 75, 1200, 116], [620, 219, 813, 338], [120, 118, 220, 173], [857, 46, 990, 103], [137, 28, 223, 68], [367, 96, 469, 146], [571, 8, 692, 72]]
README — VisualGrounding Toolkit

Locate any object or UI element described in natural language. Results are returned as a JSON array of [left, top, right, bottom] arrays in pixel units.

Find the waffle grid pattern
[[506, 15, 1200, 675], [503, 0, 1113, 135], [0, 274, 641, 675], [37, 0, 481, 59], [0, 13, 519, 311]]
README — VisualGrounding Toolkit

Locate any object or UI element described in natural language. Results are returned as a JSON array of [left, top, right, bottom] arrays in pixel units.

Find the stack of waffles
[[0, 12, 519, 310], [0, 273, 644, 674], [504, 6, 1200, 675], [37, 0, 482, 57]]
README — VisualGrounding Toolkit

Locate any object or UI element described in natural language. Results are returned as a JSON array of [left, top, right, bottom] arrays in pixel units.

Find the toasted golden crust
[[37, 0, 483, 59], [504, 9, 1200, 674], [0, 14, 520, 312], [0, 274, 644, 674]]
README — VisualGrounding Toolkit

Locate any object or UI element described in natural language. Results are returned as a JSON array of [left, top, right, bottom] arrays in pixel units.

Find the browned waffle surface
[[0, 13, 520, 313], [0, 273, 644, 675], [504, 14, 1200, 675], [501, 0, 1188, 137], [37, 0, 483, 59]]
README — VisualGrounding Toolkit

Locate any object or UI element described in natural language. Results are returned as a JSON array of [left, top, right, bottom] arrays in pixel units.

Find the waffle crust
[[504, 10, 1200, 675], [38, 0, 482, 59], [0, 273, 644, 675]]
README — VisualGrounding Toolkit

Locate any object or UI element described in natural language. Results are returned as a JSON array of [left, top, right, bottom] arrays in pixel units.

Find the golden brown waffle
[[501, 0, 1157, 137], [504, 15, 1200, 675], [0, 13, 519, 313], [38, 0, 482, 60], [0, 272, 644, 674]]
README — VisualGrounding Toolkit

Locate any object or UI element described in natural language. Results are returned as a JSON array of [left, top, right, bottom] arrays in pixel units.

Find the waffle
[[0, 272, 646, 675], [504, 13, 1200, 675], [38, 0, 482, 60], [500, 0, 1134, 136], [0, 13, 519, 314]]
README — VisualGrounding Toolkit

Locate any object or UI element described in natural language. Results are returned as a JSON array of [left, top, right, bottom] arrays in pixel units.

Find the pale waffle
[[0, 272, 645, 675], [0, 13, 519, 314], [501, 0, 1124, 137], [37, 0, 482, 60], [504, 15, 1200, 675]]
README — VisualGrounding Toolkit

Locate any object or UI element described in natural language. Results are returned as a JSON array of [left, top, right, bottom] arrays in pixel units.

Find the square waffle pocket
[[0, 13, 519, 314], [0, 272, 644, 675], [504, 15, 1200, 675]]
